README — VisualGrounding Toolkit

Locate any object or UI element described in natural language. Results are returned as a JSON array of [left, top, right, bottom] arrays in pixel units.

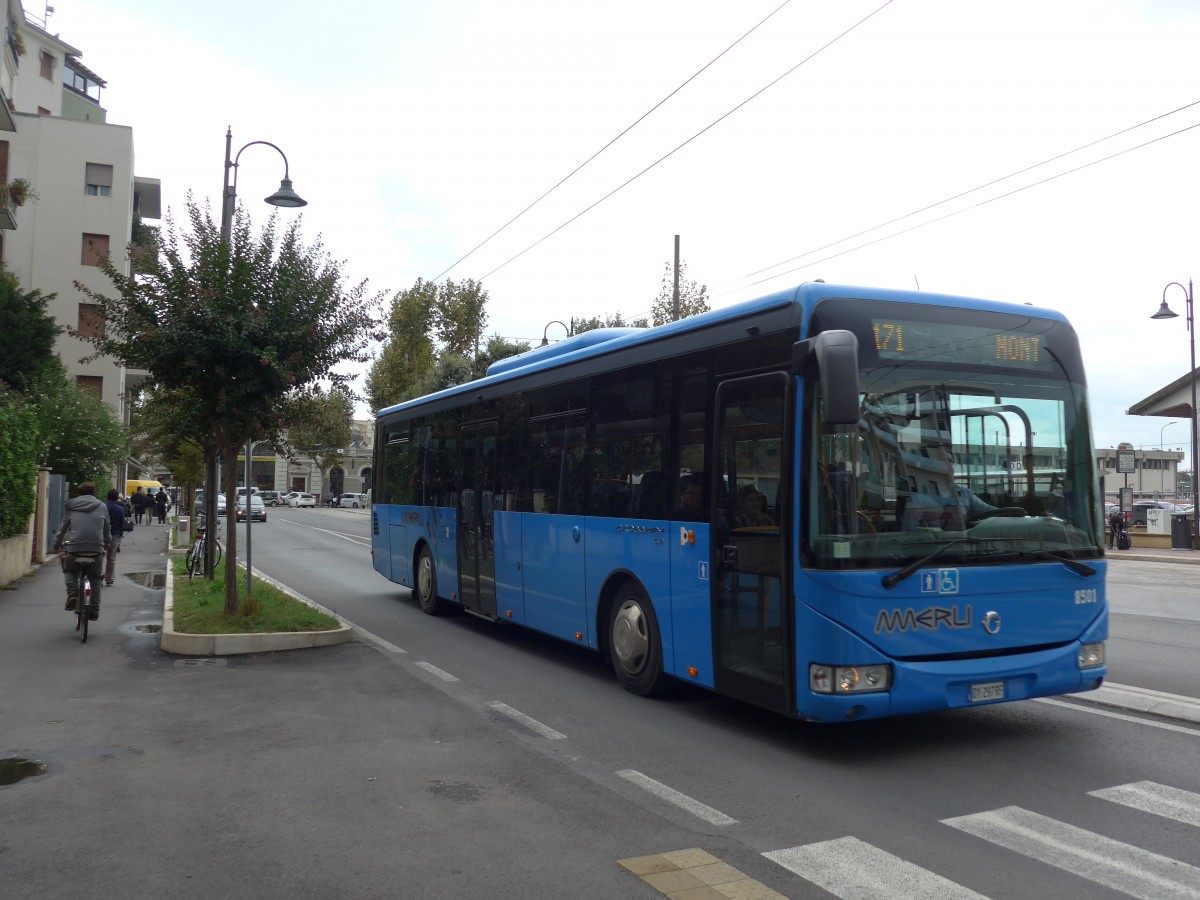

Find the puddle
[[0, 757, 47, 786], [133, 623, 161, 633], [126, 571, 166, 589]]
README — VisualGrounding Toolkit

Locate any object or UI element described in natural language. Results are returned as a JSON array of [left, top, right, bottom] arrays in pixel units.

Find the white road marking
[[278, 518, 371, 545], [1090, 781, 1200, 828], [764, 836, 988, 900], [1036, 697, 1200, 737], [615, 769, 737, 826], [942, 806, 1200, 899], [486, 701, 567, 740], [415, 660, 459, 682], [361, 634, 406, 654]]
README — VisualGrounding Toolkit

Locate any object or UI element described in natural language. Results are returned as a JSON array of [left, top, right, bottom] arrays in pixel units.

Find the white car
[[339, 492, 369, 509], [287, 492, 316, 508]]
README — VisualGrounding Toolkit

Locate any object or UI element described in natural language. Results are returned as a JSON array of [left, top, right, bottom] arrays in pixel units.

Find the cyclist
[[52, 482, 112, 620]]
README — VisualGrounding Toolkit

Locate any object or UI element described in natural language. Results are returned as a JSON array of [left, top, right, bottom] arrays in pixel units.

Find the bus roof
[[375, 282, 1070, 418]]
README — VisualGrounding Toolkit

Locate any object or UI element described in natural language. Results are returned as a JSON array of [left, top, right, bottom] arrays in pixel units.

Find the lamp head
[[265, 177, 307, 208], [1152, 300, 1179, 321]]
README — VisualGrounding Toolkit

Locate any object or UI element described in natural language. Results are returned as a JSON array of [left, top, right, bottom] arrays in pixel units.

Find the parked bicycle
[[61, 540, 101, 642], [186, 515, 223, 579]]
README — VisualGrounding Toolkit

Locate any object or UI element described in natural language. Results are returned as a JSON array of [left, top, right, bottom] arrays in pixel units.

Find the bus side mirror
[[792, 330, 860, 425]]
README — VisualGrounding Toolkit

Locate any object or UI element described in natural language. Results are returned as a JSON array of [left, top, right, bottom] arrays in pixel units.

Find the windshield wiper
[[1021, 550, 1096, 577], [882, 538, 981, 589]]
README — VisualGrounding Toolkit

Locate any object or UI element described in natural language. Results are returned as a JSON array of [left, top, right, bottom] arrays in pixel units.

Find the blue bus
[[371, 282, 1107, 722]]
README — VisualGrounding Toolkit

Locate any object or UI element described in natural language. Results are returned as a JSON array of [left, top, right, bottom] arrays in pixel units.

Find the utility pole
[[672, 234, 680, 322]]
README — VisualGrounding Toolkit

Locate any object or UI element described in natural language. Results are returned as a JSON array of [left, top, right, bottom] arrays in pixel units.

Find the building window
[[76, 375, 103, 397], [85, 162, 113, 197], [78, 303, 105, 339], [81, 233, 110, 266], [40, 51, 54, 81]]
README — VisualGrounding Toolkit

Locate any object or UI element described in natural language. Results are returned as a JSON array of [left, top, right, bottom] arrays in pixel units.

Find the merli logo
[[875, 605, 972, 634]]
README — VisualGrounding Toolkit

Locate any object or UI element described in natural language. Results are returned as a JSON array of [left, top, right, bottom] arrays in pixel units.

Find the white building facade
[[2, 4, 158, 425]]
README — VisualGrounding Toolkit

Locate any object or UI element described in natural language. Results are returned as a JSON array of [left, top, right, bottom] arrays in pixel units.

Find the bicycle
[[186, 516, 223, 579], [61, 541, 101, 643]]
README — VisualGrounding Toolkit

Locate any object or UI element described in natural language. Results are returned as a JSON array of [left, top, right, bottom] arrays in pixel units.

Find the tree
[[651, 259, 709, 325], [127, 384, 210, 506], [24, 365, 128, 487], [473, 334, 531, 379], [570, 311, 649, 336], [285, 385, 354, 498], [365, 278, 437, 413], [0, 267, 62, 394], [367, 278, 491, 410], [75, 194, 385, 614]]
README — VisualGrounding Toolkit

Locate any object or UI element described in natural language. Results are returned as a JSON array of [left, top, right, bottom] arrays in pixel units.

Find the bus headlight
[[810, 663, 892, 694], [1078, 642, 1105, 669]]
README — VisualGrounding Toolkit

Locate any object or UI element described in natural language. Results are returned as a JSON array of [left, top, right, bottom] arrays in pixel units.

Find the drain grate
[[174, 658, 227, 667]]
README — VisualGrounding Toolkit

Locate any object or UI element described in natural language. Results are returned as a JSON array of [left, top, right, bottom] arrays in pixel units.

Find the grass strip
[[170, 555, 340, 634]]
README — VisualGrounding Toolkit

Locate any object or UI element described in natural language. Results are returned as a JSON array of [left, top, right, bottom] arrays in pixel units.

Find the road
[[233, 509, 1200, 899]]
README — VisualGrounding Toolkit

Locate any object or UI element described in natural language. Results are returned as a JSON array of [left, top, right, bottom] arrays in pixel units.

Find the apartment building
[[1, 2, 159, 426]]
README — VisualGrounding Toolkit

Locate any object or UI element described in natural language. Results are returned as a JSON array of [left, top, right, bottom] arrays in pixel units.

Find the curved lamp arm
[[221, 127, 307, 242]]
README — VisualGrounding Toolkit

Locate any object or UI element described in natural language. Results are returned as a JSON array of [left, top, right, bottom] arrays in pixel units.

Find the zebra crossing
[[763, 781, 1200, 899]]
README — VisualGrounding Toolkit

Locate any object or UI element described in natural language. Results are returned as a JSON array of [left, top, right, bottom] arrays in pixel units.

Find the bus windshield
[[806, 299, 1103, 569]]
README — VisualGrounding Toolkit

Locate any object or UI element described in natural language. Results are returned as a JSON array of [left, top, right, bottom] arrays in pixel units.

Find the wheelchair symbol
[[938, 569, 959, 594]]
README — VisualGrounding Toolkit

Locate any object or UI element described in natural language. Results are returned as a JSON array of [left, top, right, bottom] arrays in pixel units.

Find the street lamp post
[[218, 127, 307, 599], [1159, 420, 1178, 496], [540, 320, 568, 346], [1151, 280, 1197, 549]]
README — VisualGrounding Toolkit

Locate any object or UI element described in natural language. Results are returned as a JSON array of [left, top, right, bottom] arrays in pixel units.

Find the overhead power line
[[479, 0, 897, 282], [725, 98, 1200, 289], [432, 0, 794, 281], [728, 117, 1200, 294]]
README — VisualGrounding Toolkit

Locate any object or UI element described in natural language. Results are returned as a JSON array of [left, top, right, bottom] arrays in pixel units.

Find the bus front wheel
[[608, 583, 669, 697], [415, 546, 445, 615]]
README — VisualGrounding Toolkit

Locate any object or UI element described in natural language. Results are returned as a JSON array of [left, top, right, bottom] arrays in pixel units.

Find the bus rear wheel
[[415, 546, 446, 615], [608, 583, 669, 696]]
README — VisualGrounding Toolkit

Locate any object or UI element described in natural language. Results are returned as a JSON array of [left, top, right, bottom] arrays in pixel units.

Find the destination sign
[[871, 319, 1051, 367]]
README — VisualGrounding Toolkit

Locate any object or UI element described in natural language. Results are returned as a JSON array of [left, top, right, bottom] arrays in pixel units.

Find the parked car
[[339, 492, 369, 509], [287, 492, 316, 508], [260, 490, 284, 507], [194, 491, 228, 516], [235, 495, 267, 522]]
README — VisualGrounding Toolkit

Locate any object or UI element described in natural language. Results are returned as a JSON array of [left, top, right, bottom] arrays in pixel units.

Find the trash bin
[[1170, 512, 1193, 550]]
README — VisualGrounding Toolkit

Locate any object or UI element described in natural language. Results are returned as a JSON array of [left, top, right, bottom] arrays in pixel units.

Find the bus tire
[[415, 545, 445, 616], [608, 582, 669, 697]]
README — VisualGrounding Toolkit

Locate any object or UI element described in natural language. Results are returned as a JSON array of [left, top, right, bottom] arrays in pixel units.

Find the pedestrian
[[52, 482, 111, 620], [155, 488, 169, 525], [132, 486, 146, 524], [1108, 509, 1124, 550], [104, 488, 126, 586]]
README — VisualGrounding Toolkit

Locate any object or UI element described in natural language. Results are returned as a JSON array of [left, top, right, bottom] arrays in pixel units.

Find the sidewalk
[[0, 519, 672, 898]]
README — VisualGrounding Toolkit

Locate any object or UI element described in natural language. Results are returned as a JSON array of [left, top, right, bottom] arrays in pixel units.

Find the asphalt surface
[[0, 523, 681, 899], [2, 522, 1197, 898]]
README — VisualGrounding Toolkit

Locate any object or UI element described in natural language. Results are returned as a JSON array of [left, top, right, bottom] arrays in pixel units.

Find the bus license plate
[[971, 681, 1005, 702]]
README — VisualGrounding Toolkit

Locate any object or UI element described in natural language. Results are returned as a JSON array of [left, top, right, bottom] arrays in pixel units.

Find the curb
[[1078, 682, 1200, 726], [1107, 552, 1200, 566], [160, 553, 354, 657]]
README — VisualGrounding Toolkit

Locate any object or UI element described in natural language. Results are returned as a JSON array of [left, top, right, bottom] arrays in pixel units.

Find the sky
[[36, 0, 1200, 462]]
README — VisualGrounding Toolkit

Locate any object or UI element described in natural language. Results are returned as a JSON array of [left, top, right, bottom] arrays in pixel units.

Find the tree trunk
[[222, 445, 240, 615]]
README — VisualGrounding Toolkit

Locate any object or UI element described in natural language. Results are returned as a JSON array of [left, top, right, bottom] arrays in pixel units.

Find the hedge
[[0, 403, 37, 539]]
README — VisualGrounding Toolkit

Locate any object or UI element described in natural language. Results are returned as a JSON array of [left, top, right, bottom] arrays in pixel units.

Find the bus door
[[712, 373, 792, 714], [458, 422, 498, 618]]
